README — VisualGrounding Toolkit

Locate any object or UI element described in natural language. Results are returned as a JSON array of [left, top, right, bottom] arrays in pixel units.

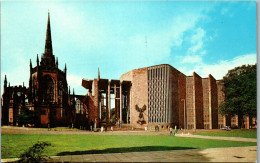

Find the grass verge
[[194, 129, 257, 138], [1, 134, 256, 159]]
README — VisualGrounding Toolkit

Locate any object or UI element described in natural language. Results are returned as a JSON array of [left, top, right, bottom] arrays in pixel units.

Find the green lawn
[[195, 129, 257, 138], [1, 134, 257, 159]]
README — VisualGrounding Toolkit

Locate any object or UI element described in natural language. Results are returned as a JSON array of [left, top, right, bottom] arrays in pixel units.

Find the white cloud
[[122, 13, 202, 68], [181, 27, 206, 64], [182, 55, 202, 63], [221, 8, 229, 15], [44, 5, 108, 54], [188, 28, 205, 54], [67, 74, 86, 95], [183, 53, 256, 79]]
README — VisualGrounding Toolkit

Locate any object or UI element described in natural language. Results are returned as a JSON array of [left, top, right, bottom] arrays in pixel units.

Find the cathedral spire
[[4, 75, 7, 89], [98, 67, 100, 80], [56, 57, 58, 67], [44, 11, 53, 55], [64, 64, 67, 74], [37, 54, 39, 66], [30, 59, 32, 68]]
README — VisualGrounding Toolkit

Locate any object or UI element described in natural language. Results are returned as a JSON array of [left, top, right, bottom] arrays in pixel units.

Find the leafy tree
[[219, 64, 256, 128], [18, 106, 36, 126]]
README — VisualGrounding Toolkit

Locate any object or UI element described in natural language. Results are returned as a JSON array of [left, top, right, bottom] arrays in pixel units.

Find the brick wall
[[40, 108, 49, 127], [169, 67, 180, 127], [131, 68, 148, 128], [202, 78, 210, 129], [178, 73, 186, 129], [209, 75, 218, 129], [186, 76, 195, 129], [120, 71, 133, 81], [193, 72, 204, 129], [120, 68, 148, 128], [231, 115, 238, 127], [87, 79, 99, 127], [9, 108, 13, 124]]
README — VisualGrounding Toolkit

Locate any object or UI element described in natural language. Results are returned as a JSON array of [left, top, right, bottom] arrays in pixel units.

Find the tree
[[219, 64, 256, 128], [18, 106, 36, 126]]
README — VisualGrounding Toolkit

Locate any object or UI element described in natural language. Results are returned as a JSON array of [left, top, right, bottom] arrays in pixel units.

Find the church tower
[[28, 11, 69, 127]]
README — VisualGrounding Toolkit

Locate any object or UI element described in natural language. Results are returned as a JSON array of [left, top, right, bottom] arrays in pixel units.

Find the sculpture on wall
[[135, 105, 146, 125]]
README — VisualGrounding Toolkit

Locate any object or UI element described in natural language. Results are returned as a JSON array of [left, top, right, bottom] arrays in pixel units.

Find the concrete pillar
[[108, 82, 111, 120], [106, 89, 108, 123], [127, 89, 130, 124], [120, 82, 122, 123]]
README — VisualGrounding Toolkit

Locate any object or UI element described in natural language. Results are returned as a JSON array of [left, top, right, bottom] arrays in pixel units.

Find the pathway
[[176, 133, 257, 142], [2, 146, 256, 162]]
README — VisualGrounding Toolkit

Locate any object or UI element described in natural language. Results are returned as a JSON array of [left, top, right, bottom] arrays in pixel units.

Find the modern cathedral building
[[1, 13, 255, 129], [82, 64, 235, 129]]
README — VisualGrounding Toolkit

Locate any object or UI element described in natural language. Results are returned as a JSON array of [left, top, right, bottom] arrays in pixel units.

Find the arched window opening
[[42, 75, 54, 103]]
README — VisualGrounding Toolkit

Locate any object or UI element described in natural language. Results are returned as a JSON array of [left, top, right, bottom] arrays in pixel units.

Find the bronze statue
[[135, 105, 146, 124]]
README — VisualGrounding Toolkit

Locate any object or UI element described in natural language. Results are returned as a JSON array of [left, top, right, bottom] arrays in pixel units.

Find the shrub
[[19, 141, 51, 162]]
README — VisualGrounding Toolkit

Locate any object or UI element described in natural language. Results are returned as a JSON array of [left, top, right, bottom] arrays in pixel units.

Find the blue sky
[[1, 1, 257, 95]]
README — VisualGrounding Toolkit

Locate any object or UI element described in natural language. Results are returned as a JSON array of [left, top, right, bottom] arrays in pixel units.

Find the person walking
[[174, 125, 178, 136]]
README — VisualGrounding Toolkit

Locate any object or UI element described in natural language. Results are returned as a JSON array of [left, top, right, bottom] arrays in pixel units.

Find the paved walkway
[[176, 133, 257, 142], [2, 146, 256, 162]]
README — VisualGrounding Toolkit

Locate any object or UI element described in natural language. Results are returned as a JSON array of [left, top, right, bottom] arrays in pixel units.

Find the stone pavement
[[176, 133, 257, 142], [43, 146, 259, 162], [2, 146, 257, 162]]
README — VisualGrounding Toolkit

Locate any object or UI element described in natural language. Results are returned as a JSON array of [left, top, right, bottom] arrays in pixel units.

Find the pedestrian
[[91, 120, 94, 132], [90, 119, 94, 131], [94, 118, 97, 132], [48, 123, 51, 131], [174, 125, 178, 136]]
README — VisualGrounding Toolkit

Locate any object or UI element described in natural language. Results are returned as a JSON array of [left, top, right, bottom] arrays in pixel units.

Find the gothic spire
[[64, 64, 67, 74], [37, 54, 39, 66], [56, 57, 58, 67], [98, 67, 100, 80], [30, 59, 32, 68], [4, 75, 7, 91], [4, 75, 7, 89], [44, 11, 53, 55]]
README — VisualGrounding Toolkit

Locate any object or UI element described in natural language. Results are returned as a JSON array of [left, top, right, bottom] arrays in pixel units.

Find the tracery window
[[42, 75, 54, 103]]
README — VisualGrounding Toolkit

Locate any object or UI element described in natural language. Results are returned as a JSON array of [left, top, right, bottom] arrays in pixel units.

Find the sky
[[1, 1, 257, 95]]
